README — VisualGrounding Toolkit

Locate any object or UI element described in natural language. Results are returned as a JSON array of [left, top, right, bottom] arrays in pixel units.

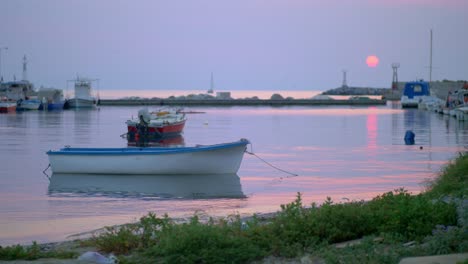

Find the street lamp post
[[0, 46, 8, 82]]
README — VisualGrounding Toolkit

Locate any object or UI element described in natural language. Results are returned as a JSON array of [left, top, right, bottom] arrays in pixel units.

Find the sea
[[0, 90, 467, 246]]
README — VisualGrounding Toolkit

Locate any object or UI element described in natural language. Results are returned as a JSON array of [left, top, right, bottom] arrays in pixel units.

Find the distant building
[[216, 92, 231, 99]]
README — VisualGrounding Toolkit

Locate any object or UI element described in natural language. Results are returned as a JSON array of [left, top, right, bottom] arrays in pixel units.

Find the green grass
[[90, 188, 457, 263], [425, 152, 468, 198], [0, 241, 77, 261]]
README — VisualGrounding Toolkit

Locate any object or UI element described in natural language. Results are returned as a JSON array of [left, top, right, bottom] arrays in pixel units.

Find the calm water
[[1, 102, 467, 245]]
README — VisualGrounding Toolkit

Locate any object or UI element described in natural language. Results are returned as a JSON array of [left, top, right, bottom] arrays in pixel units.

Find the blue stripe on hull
[[47, 139, 250, 156]]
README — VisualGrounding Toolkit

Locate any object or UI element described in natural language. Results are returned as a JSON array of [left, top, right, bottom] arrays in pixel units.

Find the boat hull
[[67, 98, 96, 108], [127, 119, 186, 141], [47, 139, 249, 174], [38, 101, 66, 110], [18, 100, 42, 110], [0, 102, 17, 113]]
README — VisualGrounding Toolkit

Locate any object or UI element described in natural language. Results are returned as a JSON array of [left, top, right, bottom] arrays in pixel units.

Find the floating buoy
[[204, 121, 209, 125], [404, 130, 415, 145]]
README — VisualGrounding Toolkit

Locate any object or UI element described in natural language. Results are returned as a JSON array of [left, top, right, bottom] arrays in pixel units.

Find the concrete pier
[[98, 98, 387, 106]]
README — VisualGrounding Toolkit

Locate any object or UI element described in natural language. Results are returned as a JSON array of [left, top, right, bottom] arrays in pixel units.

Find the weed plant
[[0, 242, 76, 260], [425, 152, 468, 198], [105, 188, 457, 263]]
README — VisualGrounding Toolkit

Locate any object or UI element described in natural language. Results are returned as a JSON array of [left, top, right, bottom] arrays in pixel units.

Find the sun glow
[[366, 55, 379, 67]]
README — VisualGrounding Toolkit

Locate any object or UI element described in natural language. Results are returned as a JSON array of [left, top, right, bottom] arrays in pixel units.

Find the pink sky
[[1, 0, 466, 90]]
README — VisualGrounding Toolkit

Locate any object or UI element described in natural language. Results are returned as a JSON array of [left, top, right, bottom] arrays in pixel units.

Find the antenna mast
[[342, 70, 348, 88], [391, 63, 400, 90], [22, 55, 28, 81], [208, 72, 214, 93], [429, 29, 433, 83]]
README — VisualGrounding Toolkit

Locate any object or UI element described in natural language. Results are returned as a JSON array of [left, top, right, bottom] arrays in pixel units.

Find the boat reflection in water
[[48, 173, 245, 199]]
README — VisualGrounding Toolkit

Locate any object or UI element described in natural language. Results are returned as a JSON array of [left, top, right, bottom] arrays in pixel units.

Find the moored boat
[[440, 85, 468, 119], [66, 77, 98, 109], [38, 88, 65, 110], [17, 98, 42, 110], [401, 80, 431, 108], [0, 99, 17, 113], [126, 108, 187, 143], [452, 87, 468, 120], [46, 138, 249, 174]]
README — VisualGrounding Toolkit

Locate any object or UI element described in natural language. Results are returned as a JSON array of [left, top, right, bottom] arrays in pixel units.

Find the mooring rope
[[245, 149, 298, 177], [43, 163, 51, 180]]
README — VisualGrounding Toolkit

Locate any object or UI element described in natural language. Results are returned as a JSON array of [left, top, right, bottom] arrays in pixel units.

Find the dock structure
[[98, 98, 387, 106]]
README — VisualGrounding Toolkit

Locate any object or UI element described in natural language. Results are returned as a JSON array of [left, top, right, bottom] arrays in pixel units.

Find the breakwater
[[324, 81, 466, 101], [98, 98, 387, 106]]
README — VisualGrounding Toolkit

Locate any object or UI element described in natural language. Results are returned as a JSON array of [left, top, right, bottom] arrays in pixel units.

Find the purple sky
[[1, 0, 467, 91]]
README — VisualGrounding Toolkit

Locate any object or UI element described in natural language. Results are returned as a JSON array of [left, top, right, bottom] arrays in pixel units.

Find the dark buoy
[[404, 130, 415, 145], [420, 146, 423, 150]]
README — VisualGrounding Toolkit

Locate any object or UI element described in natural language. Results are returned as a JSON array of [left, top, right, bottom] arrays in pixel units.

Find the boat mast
[[429, 29, 433, 84], [22, 55, 28, 81]]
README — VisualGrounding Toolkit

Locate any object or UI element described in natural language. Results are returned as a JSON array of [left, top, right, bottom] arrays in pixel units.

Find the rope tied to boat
[[245, 145, 298, 177], [43, 163, 51, 180]]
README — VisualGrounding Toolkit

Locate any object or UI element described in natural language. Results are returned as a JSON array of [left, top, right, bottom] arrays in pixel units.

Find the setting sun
[[366, 55, 379, 68]]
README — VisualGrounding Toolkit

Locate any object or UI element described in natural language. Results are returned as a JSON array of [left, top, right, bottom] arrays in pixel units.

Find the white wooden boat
[[47, 139, 249, 174]]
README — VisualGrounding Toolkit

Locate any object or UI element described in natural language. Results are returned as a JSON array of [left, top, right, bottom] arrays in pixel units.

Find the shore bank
[[98, 98, 387, 106]]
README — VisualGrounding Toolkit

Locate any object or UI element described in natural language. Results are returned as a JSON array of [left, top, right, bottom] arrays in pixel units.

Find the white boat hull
[[401, 96, 430, 108], [19, 101, 41, 110], [67, 98, 96, 108], [455, 106, 468, 121], [47, 139, 249, 174]]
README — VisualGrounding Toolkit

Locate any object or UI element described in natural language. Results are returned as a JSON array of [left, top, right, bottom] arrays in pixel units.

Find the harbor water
[[0, 102, 467, 245]]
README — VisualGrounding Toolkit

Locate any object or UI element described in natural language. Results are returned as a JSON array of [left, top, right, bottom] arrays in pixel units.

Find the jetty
[[98, 98, 387, 106]]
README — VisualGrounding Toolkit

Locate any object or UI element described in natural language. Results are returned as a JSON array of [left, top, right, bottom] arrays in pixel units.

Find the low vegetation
[[0, 241, 76, 260], [425, 152, 468, 199], [1, 152, 467, 263]]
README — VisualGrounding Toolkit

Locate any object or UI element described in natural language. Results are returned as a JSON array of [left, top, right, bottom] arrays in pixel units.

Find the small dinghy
[[46, 139, 249, 175]]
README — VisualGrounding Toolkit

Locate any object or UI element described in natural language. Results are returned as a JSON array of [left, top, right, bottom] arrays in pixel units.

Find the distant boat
[[0, 98, 17, 113], [401, 80, 431, 108], [2, 80, 34, 101], [66, 77, 98, 109], [46, 139, 250, 175], [448, 85, 468, 120], [17, 98, 41, 110], [37, 88, 65, 110]]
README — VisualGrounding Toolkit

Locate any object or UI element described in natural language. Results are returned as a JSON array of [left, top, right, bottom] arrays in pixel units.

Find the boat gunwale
[[47, 139, 249, 156], [125, 118, 187, 127]]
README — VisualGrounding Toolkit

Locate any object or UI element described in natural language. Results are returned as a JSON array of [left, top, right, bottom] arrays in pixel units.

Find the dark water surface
[[1, 103, 467, 245]]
